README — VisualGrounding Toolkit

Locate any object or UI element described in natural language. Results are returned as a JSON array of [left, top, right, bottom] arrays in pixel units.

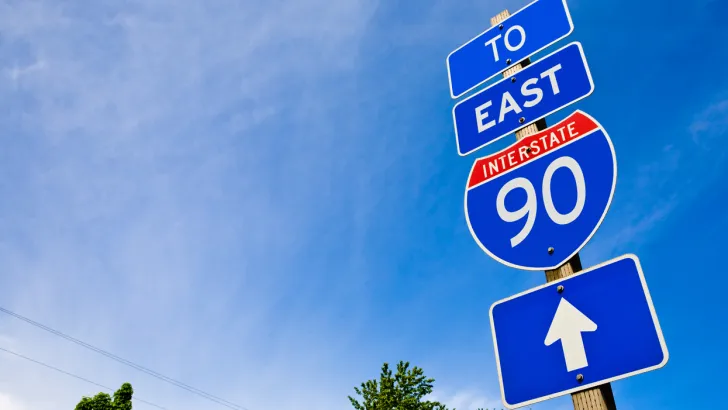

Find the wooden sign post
[[490, 10, 618, 410]]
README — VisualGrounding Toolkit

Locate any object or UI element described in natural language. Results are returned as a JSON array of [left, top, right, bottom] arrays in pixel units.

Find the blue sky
[[0, 0, 726, 409]]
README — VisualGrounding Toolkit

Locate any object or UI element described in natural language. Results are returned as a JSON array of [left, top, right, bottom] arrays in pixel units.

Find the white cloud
[[689, 99, 728, 147], [586, 96, 728, 260], [4, 59, 46, 82], [428, 388, 502, 410], [0, 392, 25, 410]]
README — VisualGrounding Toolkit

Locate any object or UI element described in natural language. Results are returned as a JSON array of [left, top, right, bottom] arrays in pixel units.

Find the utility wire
[[0, 345, 168, 410], [0, 306, 247, 410]]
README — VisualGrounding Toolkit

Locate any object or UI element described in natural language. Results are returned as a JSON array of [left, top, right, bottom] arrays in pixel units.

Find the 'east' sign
[[453, 42, 594, 157]]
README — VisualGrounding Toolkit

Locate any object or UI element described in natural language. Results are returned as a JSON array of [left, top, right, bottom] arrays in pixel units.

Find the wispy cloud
[[689, 98, 728, 150], [428, 388, 502, 410], [586, 96, 728, 261], [0, 392, 25, 410], [0, 0, 386, 408]]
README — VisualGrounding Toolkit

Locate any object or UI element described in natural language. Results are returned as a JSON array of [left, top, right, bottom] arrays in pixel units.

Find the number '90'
[[496, 156, 586, 247]]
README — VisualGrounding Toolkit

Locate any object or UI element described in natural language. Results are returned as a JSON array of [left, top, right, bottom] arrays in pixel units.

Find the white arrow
[[544, 297, 598, 372]]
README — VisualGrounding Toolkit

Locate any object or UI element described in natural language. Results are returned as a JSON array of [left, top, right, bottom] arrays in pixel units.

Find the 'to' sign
[[446, 0, 574, 99], [464, 110, 616, 271]]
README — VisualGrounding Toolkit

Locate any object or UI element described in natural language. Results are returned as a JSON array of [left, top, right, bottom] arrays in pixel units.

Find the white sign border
[[446, 0, 575, 99], [488, 253, 670, 409]]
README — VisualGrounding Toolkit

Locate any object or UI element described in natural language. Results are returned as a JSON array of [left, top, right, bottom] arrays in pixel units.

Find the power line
[[0, 345, 168, 410], [0, 306, 248, 410]]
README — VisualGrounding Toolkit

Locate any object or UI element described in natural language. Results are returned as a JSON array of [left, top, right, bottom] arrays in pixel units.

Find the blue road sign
[[447, 0, 574, 99], [489, 254, 669, 409], [453, 41, 594, 157], [464, 110, 615, 271]]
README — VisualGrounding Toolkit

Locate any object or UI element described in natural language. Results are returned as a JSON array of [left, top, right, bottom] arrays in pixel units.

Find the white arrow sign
[[544, 298, 597, 372]]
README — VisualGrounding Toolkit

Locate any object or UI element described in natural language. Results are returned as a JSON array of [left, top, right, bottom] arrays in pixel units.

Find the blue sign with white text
[[489, 254, 669, 409], [447, 0, 574, 99], [453, 42, 594, 156], [464, 110, 615, 271]]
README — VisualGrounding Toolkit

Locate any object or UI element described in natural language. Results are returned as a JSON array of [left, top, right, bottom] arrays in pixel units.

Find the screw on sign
[[464, 110, 616, 271], [485, 24, 527, 63]]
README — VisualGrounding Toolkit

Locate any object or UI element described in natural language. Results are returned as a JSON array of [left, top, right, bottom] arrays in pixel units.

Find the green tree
[[348, 361, 452, 410], [75, 382, 133, 410]]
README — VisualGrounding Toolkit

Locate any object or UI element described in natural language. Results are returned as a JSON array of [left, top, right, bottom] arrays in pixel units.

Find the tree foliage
[[75, 383, 134, 410], [348, 361, 452, 410]]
